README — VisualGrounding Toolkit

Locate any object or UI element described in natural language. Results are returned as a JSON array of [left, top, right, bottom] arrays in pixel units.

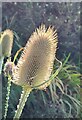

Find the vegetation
[[1, 2, 81, 119], [2, 47, 81, 118]]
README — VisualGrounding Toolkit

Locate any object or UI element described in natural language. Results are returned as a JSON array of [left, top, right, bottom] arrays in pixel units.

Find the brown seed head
[[12, 24, 58, 90]]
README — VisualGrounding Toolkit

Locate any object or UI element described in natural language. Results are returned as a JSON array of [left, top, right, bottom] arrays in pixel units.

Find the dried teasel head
[[12, 24, 58, 90], [4, 61, 15, 77], [0, 29, 13, 57]]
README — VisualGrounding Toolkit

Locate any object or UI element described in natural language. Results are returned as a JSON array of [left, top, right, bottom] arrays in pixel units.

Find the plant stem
[[13, 87, 32, 119], [0, 56, 4, 74], [4, 75, 12, 119]]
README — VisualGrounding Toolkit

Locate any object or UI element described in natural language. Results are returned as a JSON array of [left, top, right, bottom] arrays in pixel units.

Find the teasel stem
[[4, 74, 12, 119], [13, 87, 32, 119], [4, 57, 13, 119], [4, 47, 24, 119], [0, 56, 4, 74]]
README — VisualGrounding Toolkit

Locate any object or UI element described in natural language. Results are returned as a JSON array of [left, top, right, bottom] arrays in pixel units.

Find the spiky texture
[[14, 87, 32, 119], [12, 24, 58, 90], [0, 29, 13, 57], [4, 75, 12, 119]]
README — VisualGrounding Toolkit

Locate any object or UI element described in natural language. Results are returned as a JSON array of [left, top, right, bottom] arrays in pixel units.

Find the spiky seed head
[[0, 29, 13, 57], [4, 61, 15, 77], [12, 24, 58, 90]]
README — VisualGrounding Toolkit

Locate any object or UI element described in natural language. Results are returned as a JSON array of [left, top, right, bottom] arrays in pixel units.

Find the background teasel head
[[4, 61, 15, 77], [12, 24, 58, 90], [0, 29, 13, 57]]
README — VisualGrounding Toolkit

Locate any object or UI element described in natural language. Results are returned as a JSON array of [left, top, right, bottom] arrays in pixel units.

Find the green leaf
[[62, 53, 71, 67]]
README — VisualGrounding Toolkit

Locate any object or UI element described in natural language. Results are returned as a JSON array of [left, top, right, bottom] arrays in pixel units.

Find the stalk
[[13, 87, 32, 119], [0, 56, 4, 74], [4, 75, 12, 119]]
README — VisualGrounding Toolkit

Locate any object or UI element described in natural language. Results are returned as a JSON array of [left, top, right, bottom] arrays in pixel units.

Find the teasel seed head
[[0, 29, 13, 57], [12, 24, 58, 90], [4, 61, 15, 77]]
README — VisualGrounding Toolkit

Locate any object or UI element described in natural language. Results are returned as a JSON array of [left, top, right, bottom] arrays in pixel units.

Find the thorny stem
[[4, 47, 23, 119], [4, 74, 12, 119], [13, 87, 32, 119], [3, 47, 23, 119]]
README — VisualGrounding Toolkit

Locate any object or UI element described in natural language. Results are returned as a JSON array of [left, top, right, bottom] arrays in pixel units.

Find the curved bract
[[12, 24, 58, 90], [0, 29, 13, 57]]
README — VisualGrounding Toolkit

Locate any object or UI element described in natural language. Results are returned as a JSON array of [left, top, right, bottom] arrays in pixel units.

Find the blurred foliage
[[2, 2, 81, 119]]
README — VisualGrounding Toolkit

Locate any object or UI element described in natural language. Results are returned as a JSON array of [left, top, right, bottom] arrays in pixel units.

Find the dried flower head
[[4, 61, 15, 77], [12, 24, 58, 90], [0, 29, 13, 57]]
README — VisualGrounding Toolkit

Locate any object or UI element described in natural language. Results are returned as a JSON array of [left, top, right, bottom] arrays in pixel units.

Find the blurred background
[[2, 2, 81, 118]]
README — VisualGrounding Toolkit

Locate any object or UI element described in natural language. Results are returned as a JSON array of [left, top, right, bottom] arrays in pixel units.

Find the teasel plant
[[0, 29, 14, 119], [11, 24, 62, 119], [0, 29, 13, 74]]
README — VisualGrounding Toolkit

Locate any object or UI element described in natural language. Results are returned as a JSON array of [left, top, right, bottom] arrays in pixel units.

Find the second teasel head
[[0, 29, 13, 57], [12, 24, 58, 90]]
